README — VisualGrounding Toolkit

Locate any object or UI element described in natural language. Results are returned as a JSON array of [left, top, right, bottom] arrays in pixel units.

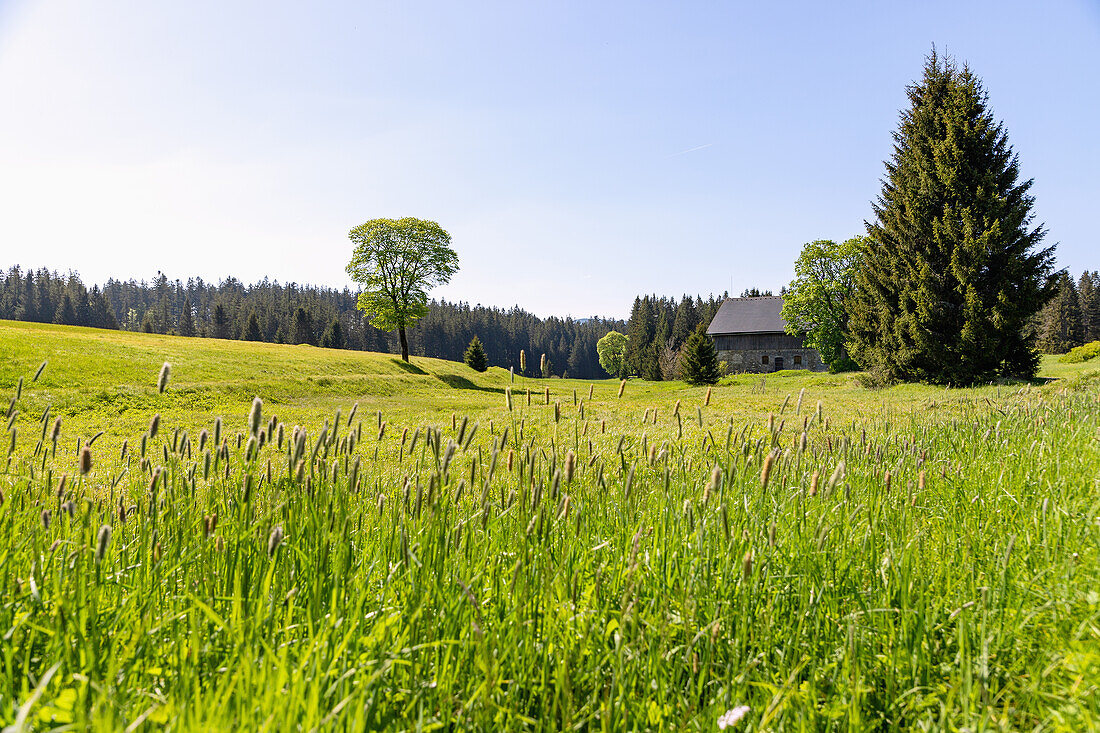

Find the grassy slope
[[3, 319, 1095, 453]]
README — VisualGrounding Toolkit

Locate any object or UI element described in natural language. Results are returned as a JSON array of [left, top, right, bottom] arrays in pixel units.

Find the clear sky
[[1, 1, 1097, 319]]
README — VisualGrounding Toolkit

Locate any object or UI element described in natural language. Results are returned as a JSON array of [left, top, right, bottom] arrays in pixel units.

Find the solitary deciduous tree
[[347, 217, 459, 361], [596, 330, 628, 377], [848, 51, 1056, 384]]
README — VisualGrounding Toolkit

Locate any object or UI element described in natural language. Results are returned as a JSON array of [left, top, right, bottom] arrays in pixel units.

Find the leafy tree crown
[[346, 218, 459, 331]]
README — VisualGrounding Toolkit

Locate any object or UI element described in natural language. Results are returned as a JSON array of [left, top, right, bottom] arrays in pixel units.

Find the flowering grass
[[0, 320, 1099, 730]]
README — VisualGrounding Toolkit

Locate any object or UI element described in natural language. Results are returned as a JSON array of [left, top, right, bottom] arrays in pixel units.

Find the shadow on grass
[[435, 374, 505, 394], [390, 358, 427, 375]]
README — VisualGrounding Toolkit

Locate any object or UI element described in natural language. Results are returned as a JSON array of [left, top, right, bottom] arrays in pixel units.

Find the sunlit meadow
[[1, 320, 1099, 730]]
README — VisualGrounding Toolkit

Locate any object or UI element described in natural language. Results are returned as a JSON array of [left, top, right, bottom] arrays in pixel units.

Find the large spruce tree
[[848, 51, 1056, 384]]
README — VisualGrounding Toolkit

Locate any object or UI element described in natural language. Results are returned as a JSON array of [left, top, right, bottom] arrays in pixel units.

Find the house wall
[[713, 332, 825, 373]]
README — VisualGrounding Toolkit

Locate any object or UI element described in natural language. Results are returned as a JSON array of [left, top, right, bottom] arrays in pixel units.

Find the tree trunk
[[399, 326, 409, 362]]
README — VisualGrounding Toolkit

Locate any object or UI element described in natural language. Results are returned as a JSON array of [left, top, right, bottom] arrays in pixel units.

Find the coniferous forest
[[4, 265, 1093, 379], [0, 266, 724, 380]]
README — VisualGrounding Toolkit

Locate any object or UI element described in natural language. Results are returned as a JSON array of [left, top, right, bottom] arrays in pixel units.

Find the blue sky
[[1, 1, 1097, 318]]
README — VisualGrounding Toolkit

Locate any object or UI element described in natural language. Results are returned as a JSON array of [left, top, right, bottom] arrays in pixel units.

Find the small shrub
[[828, 355, 860, 373], [854, 364, 893, 390], [1059, 341, 1100, 364]]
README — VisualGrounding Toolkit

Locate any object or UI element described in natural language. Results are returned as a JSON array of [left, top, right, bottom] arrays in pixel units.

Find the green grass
[[1, 320, 1099, 730]]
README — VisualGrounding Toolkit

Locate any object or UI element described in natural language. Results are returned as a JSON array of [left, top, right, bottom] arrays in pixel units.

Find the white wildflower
[[717, 705, 750, 729]]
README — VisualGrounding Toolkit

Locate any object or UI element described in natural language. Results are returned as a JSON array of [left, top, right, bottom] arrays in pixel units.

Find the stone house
[[705, 296, 824, 373]]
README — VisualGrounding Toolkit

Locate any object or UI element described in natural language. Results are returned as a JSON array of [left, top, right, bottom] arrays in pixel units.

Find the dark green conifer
[[1079, 271, 1100, 343], [243, 310, 263, 341], [624, 296, 657, 378], [212, 303, 231, 339], [179, 298, 196, 337], [680, 325, 720, 385], [53, 292, 78, 326], [464, 335, 488, 372], [1038, 272, 1083, 353], [848, 51, 1056, 384], [321, 319, 344, 349], [291, 307, 314, 345]]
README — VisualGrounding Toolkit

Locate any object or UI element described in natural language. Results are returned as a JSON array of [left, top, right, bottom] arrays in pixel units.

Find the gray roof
[[706, 296, 788, 335]]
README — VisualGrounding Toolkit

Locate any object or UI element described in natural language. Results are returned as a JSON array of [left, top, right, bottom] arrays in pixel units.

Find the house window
[[762, 355, 769, 365], [794, 355, 802, 366]]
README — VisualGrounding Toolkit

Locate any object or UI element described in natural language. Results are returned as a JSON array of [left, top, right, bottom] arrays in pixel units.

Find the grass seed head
[[810, 470, 820, 497], [41, 509, 51, 530], [618, 379, 626, 398], [827, 461, 845, 491], [268, 526, 284, 557], [95, 524, 112, 565], [760, 452, 775, 488], [742, 550, 753, 580], [249, 397, 263, 435], [564, 450, 576, 483], [77, 444, 92, 473], [149, 413, 160, 439], [51, 416, 62, 442], [157, 362, 170, 393]]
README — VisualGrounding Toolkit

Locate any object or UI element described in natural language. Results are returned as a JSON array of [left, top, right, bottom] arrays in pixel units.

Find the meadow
[[1, 319, 1099, 730]]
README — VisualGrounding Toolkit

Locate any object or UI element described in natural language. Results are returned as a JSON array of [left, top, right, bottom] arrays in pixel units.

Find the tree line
[[1036, 270, 1100, 354], [0, 266, 635, 379], [619, 293, 733, 380]]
